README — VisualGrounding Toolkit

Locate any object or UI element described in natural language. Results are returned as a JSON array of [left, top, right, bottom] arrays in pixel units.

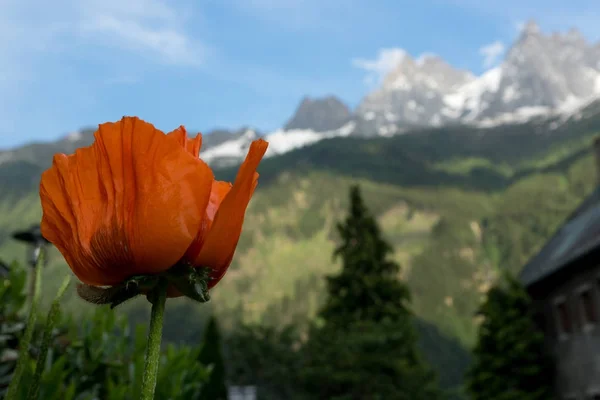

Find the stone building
[[520, 138, 600, 400]]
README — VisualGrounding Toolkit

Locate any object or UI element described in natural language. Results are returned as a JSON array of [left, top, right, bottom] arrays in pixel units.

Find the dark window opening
[[555, 300, 572, 335], [580, 288, 597, 325]]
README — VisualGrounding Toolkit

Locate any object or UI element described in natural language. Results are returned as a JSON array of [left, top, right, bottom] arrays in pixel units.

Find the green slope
[[0, 115, 598, 393]]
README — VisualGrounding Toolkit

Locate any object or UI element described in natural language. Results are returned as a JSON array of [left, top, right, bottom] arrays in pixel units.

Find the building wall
[[535, 263, 600, 400]]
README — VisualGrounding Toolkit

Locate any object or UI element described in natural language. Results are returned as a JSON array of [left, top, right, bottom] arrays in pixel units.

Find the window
[[579, 287, 598, 326], [554, 298, 572, 337]]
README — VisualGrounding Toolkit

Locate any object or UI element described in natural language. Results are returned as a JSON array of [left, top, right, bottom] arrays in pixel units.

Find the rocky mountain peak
[[521, 20, 540, 37], [284, 95, 352, 132], [481, 21, 600, 118], [355, 51, 474, 135], [380, 53, 472, 93], [353, 20, 600, 131]]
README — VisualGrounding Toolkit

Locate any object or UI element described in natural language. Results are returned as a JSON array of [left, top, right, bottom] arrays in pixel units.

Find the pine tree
[[466, 273, 555, 400], [301, 185, 443, 400], [197, 315, 228, 400]]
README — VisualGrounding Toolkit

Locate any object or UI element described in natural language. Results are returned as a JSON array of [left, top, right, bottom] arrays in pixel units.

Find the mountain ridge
[[196, 21, 600, 166], [2, 21, 600, 170]]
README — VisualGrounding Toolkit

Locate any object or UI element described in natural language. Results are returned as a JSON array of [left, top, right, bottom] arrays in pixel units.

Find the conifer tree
[[302, 185, 443, 400], [197, 315, 228, 400], [466, 274, 555, 400]]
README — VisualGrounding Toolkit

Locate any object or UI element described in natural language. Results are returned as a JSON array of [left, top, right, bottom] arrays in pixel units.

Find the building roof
[[520, 185, 600, 287]]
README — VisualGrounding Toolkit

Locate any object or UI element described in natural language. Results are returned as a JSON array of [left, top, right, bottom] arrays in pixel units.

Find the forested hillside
[[0, 110, 598, 394]]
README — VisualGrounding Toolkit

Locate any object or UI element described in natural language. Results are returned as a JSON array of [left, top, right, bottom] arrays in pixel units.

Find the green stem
[[5, 253, 44, 400], [26, 275, 71, 400], [140, 278, 168, 400]]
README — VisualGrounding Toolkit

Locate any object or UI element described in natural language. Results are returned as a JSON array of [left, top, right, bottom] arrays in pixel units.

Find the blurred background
[[1, 1, 600, 399]]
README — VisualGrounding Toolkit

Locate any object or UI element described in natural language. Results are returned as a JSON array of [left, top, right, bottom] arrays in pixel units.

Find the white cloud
[[352, 48, 408, 86], [0, 0, 204, 69], [0, 0, 205, 142], [479, 40, 505, 68], [80, 15, 202, 66], [75, 0, 204, 66]]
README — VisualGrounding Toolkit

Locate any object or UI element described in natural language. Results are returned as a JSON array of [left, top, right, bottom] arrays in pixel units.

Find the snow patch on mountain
[[66, 131, 83, 142], [443, 67, 503, 120], [267, 122, 354, 156], [200, 129, 258, 167], [200, 122, 356, 167]]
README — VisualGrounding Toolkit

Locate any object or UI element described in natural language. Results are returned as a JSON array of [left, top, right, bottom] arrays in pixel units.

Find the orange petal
[[206, 181, 233, 225], [167, 127, 203, 156], [40, 116, 214, 286], [184, 180, 232, 261], [193, 139, 268, 288]]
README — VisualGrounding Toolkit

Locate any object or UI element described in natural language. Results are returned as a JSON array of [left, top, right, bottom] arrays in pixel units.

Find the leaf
[[27, 275, 71, 400]]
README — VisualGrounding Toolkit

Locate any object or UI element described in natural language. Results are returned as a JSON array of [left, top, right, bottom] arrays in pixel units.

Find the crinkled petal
[[184, 180, 233, 262], [193, 139, 268, 288], [166, 127, 203, 156], [40, 116, 214, 286]]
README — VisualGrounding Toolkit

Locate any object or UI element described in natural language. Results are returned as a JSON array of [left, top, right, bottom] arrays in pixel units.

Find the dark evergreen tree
[[197, 316, 228, 400], [301, 185, 443, 400], [466, 274, 555, 400]]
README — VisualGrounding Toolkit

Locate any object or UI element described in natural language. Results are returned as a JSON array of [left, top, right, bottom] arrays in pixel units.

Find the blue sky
[[1, 0, 600, 149]]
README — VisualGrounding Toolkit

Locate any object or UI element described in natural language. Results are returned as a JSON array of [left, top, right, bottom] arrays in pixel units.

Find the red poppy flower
[[39, 116, 267, 296]]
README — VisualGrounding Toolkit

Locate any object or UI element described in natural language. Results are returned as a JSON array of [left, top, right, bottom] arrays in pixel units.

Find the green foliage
[[303, 320, 443, 400], [197, 316, 227, 400], [414, 320, 471, 399], [0, 261, 211, 400], [302, 185, 443, 400], [225, 324, 305, 400], [408, 217, 484, 346], [318, 185, 411, 324], [27, 276, 71, 400], [52, 307, 210, 400], [0, 262, 28, 398], [466, 274, 555, 400]]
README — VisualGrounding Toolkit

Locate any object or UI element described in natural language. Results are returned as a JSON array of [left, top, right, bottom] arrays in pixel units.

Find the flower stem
[[5, 253, 44, 400], [140, 278, 168, 400], [26, 275, 71, 400]]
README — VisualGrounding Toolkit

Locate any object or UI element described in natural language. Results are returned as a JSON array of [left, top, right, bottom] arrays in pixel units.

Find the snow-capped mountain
[[355, 53, 474, 136], [358, 21, 600, 133], [4, 21, 600, 169], [198, 21, 600, 165], [201, 122, 356, 168], [449, 21, 600, 125], [200, 96, 356, 168], [201, 127, 263, 149], [200, 129, 259, 169]]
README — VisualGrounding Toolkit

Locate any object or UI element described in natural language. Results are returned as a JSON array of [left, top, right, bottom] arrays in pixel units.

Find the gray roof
[[520, 186, 600, 286]]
